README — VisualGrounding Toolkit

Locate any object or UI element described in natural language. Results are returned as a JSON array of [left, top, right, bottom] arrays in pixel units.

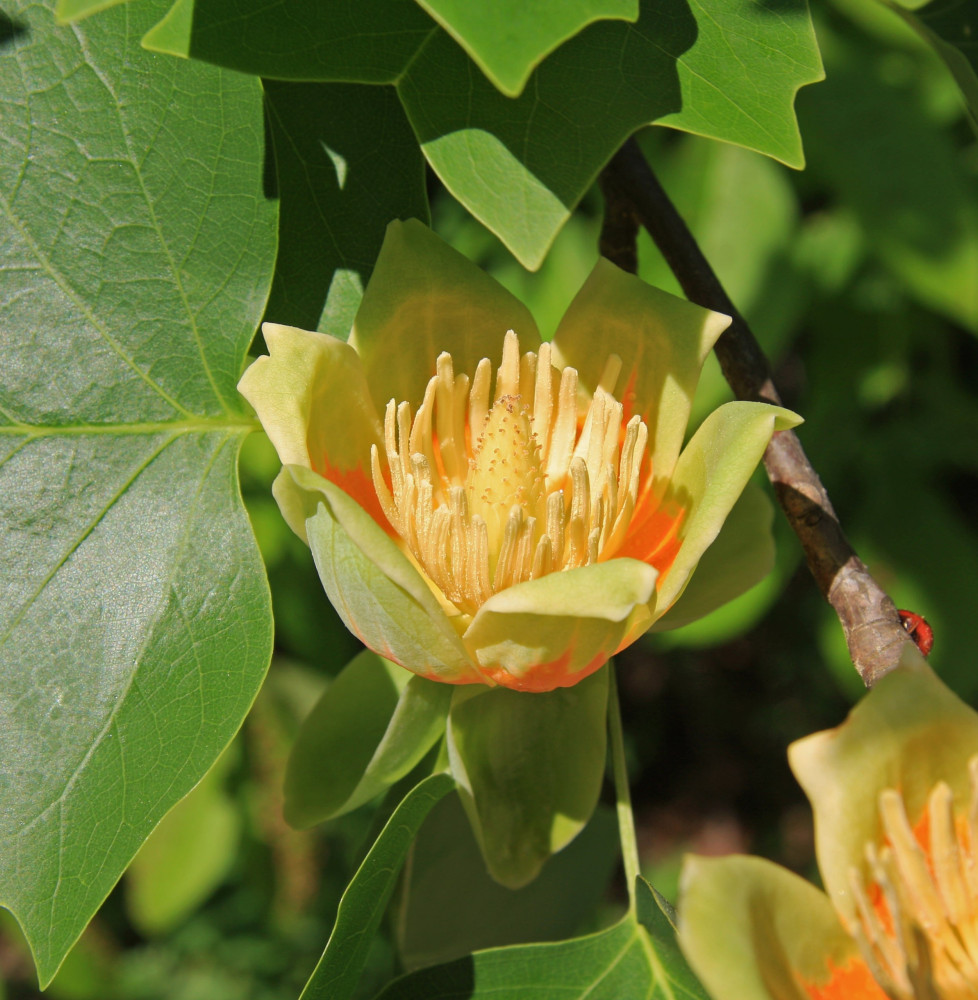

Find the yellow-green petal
[[461, 558, 657, 692], [447, 668, 608, 889], [238, 323, 383, 476], [679, 855, 861, 1000], [789, 650, 978, 925], [651, 483, 775, 632], [349, 219, 540, 412], [653, 401, 801, 619], [278, 464, 484, 684], [551, 257, 731, 483]]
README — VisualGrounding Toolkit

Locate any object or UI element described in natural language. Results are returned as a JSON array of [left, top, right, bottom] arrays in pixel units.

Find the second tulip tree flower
[[678, 647, 978, 1000], [240, 219, 798, 694]]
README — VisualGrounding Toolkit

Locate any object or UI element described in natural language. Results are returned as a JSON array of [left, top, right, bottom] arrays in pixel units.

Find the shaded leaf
[[397, 795, 619, 971], [376, 903, 708, 999], [413, 0, 638, 97], [798, 46, 978, 330], [0, 0, 276, 983], [142, 0, 435, 82], [399, 0, 822, 268], [262, 81, 430, 336], [299, 773, 455, 1000]]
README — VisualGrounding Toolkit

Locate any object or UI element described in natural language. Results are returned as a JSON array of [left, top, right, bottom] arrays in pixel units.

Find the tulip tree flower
[[678, 646, 978, 1000], [241, 219, 797, 888], [239, 219, 798, 694]]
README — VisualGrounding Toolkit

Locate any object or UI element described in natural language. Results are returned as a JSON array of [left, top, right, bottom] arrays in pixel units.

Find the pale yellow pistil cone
[[370, 330, 650, 617], [847, 756, 978, 1000]]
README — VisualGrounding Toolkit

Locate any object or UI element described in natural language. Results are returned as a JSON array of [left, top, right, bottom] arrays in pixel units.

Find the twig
[[600, 137, 911, 686]]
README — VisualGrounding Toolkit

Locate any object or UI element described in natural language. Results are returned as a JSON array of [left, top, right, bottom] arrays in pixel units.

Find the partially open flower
[[678, 646, 978, 1000], [239, 220, 798, 692]]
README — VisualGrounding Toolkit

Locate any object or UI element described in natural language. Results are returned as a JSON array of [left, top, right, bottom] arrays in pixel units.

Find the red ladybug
[[898, 610, 934, 657]]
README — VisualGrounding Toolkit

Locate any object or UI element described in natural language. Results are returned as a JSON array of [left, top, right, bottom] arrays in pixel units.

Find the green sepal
[[446, 667, 609, 888], [678, 854, 859, 1000], [284, 650, 452, 828], [298, 773, 455, 1000]]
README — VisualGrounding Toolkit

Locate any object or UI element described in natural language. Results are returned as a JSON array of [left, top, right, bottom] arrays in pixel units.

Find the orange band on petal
[[802, 958, 887, 1000], [319, 458, 397, 538], [480, 648, 608, 693], [617, 493, 686, 582]]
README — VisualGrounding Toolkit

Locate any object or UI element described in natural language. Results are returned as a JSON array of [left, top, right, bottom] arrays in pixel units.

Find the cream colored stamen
[[847, 755, 978, 999], [370, 330, 649, 616]]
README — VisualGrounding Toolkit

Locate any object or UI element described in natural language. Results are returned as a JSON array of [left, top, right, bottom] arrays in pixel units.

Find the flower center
[[847, 756, 978, 1000], [370, 330, 650, 616]]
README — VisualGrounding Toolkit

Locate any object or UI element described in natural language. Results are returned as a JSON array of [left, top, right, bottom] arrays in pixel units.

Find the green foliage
[[400, 0, 823, 267], [397, 796, 620, 970], [0, 0, 275, 984], [297, 774, 454, 1000], [4, 0, 978, 996], [413, 0, 639, 96], [285, 651, 451, 827], [375, 877, 706, 999]]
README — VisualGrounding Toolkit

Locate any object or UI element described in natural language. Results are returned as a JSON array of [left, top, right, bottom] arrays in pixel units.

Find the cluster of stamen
[[370, 330, 649, 616], [847, 756, 978, 999]]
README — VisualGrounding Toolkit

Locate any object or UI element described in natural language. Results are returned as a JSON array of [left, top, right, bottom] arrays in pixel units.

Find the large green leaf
[[299, 773, 455, 1000], [0, 0, 276, 984], [376, 883, 708, 999], [262, 81, 430, 337], [141, 0, 436, 81], [398, 0, 823, 268], [413, 0, 638, 97], [125, 744, 241, 936]]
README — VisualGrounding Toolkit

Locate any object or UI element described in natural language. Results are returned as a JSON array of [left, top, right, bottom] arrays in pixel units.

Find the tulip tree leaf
[[412, 0, 639, 97], [298, 773, 455, 1000], [377, 898, 708, 999], [141, 0, 436, 82], [397, 795, 620, 971], [262, 81, 430, 337], [878, 0, 978, 131], [0, 0, 276, 985], [398, 0, 823, 268], [55, 0, 126, 22], [284, 650, 452, 828], [125, 745, 241, 936], [635, 878, 711, 999]]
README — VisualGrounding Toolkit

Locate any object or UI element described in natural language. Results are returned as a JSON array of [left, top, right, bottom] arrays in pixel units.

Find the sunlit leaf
[[413, 0, 638, 97], [399, 0, 822, 267], [0, 0, 276, 983]]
